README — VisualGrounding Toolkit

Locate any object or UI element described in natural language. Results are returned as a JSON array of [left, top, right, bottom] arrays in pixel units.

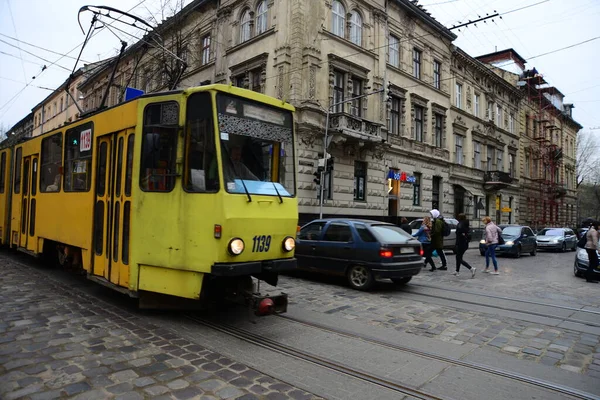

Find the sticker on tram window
[[220, 131, 229, 141], [252, 235, 271, 252], [80, 129, 92, 152]]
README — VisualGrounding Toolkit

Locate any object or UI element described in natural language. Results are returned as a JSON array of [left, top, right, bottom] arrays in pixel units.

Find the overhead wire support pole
[[319, 88, 385, 219]]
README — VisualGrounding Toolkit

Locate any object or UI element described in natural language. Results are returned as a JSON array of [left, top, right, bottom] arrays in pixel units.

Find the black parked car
[[295, 219, 423, 290]]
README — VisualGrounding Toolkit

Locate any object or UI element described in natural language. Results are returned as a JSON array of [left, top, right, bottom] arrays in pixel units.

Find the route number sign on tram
[[80, 129, 92, 152]]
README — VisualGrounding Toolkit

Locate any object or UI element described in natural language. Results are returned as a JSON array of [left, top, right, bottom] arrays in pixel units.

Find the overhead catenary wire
[[6, 0, 27, 83], [0, 32, 93, 64]]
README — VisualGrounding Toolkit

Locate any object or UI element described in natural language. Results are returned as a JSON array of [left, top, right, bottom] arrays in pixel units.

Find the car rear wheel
[[391, 277, 412, 285], [347, 265, 374, 291]]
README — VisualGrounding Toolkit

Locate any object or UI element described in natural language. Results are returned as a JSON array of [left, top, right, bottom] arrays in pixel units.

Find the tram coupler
[[247, 292, 288, 323]]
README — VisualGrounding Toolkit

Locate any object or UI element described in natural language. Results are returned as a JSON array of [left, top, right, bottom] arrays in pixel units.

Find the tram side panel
[[0, 149, 12, 245]]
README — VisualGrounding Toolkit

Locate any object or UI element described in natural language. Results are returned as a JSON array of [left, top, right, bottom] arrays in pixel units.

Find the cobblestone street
[[280, 248, 600, 377], [0, 254, 321, 400]]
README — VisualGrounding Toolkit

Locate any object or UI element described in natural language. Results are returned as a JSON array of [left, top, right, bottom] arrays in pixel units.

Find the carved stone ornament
[[454, 115, 466, 127], [466, 86, 472, 110], [309, 66, 316, 99], [298, 130, 320, 148]]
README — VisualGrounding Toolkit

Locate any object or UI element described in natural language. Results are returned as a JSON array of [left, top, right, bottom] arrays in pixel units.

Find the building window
[[349, 11, 362, 45], [473, 141, 481, 169], [240, 10, 252, 43], [413, 48, 421, 79], [354, 161, 366, 201], [487, 101, 493, 121], [60, 98, 64, 113], [413, 173, 421, 206], [497, 149, 504, 172], [455, 135, 463, 165], [350, 78, 362, 117], [509, 113, 515, 133], [455, 83, 462, 109], [433, 61, 441, 89], [333, 71, 344, 113], [201, 35, 211, 65], [389, 35, 399, 67], [432, 176, 441, 210], [255, 1, 268, 35], [251, 68, 262, 93], [525, 154, 530, 177], [389, 97, 401, 135], [496, 104, 502, 126], [332, 1, 346, 38], [487, 145, 494, 171], [434, 114, 442, 148], [414, 105, 423, 142], [509, 153, 515, 177], [474, 94, 480, 117], [53, 103, 57, 117]]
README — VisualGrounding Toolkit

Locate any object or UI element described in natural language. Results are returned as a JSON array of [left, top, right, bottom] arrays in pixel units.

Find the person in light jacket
[[584, 221, 599, 283], [413, 216, 436, 271], [483, 216, 501, 275]]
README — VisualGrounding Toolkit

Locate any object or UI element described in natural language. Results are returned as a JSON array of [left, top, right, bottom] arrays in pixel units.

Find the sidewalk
[[0, 254, 320, 400]]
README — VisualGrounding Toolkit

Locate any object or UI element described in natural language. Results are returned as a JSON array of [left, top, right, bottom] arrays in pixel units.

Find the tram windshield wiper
[[272, 182, 283, 204], [222, 145, 252, 202]]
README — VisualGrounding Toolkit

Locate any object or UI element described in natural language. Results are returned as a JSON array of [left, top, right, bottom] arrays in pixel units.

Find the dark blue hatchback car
[[479, 224, 537, 258], [295, 219, 423, 290]]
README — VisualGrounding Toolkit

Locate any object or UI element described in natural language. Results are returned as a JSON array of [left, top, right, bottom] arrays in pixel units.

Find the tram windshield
[[216, 93, 295, 197]]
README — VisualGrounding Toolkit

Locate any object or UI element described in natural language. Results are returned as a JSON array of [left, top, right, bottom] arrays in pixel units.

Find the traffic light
[[384, 80, 392, 103], [313, 166, 324, 185], [326, 157, 334, 172]]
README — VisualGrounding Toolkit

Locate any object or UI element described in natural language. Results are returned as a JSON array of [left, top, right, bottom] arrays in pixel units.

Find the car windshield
[[409, 220, 422, 229], [370, 225, 414, 243], [501, 227, 521, 237], [538, 228, 563, 236], [216, 93, 295, 197]]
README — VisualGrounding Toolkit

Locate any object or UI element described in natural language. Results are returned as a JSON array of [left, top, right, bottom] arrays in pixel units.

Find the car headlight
[[505, 241, 514, 246], [228, 238, 244, 255], [480, 240, 486, 244], [551, 240, 559, 244], [283, 236, 295, 252]]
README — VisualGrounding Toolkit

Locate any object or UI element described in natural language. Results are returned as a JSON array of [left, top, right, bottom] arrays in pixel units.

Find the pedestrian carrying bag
[[577, 234, 587, 249], [496, 226, 505, 245], [441, 219, 451, 237]]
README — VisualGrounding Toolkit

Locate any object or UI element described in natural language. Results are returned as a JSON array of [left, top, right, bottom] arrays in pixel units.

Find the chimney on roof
[[563, 104, 574, 118]]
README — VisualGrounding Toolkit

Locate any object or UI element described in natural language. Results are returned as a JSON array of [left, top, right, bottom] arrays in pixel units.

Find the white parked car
[[409, 217, 459, 252]]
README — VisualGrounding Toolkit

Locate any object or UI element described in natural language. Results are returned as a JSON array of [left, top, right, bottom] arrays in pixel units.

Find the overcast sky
[[1, 0, 598, 134]]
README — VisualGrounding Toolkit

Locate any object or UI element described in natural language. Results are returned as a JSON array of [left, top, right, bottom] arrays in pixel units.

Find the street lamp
[[318, 84, 390, 219]]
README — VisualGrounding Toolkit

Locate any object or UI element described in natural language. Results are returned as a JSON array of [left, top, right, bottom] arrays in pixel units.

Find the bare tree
[[0, 123, 8, 142], [576, 131, 600, 187]]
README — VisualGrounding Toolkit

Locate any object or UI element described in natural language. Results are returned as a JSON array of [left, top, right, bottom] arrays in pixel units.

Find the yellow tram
[[0, 84, 298, 314]]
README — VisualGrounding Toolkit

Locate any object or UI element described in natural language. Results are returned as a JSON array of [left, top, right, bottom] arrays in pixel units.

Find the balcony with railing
[[328, 112, 382, 143], [483, 170, 513, 191]]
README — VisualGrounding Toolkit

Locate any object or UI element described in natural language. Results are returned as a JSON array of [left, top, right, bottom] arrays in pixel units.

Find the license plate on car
[[400, 247, 414, 254]]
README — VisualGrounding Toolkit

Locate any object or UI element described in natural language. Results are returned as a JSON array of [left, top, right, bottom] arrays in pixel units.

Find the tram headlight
[[283, 236, 296, 252], [228, 238, 245, 255]]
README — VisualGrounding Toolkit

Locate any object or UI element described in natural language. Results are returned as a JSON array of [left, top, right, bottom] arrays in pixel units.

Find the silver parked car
[[574, 248, 600, 279], [409, 217, 459, 252], [536, 227, 578, 252]]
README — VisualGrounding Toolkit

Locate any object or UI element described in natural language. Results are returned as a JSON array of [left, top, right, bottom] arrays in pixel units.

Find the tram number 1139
[[252, 235, 271, 252]]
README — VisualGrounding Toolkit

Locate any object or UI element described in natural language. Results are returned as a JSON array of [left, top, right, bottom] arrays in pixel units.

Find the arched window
[[349, 11, 362, 45], [240, 9, 252, 43], [332, 1, 345, 38], [256, 1, 267, 35]]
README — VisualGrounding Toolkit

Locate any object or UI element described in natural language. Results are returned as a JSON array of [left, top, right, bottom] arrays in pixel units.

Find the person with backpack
[[429, 209, 448, 270], [454, 213, 475, 277], [482, 216, 501, 275]]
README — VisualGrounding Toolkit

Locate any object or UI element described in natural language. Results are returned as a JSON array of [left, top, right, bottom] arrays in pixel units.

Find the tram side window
[[64, 123, 93, 192], [140, 102, 179, 192], [185, 92, 218, 192], [40, 133, 63, 192], [0, 152, 6, 193], [14, 147, 22, 194]]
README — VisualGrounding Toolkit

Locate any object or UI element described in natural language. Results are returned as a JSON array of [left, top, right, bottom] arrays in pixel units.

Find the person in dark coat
[[400, 217, 412, 234], [454, 213, 475, 277], [429, 209, 447, 270]]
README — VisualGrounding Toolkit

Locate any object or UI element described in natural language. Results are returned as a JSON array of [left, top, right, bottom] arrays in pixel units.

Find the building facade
[[477, 49, 581, 229], [1, 113, 33, 146], [73, 0, 580, 227]]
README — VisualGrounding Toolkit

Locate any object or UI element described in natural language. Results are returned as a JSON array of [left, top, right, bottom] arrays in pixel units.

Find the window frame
[[298, 221, 327, 241], [201, 34, 211, 65], [64, 122, 94, 193], [434, 114, 442, 148], [333, 71, 345, 113], [255, 1, 268, 35], [240, 9, 252, 43], [413, 48, 421, 79], [390, 97, 401, 135], [332, 0, 346, 38], [455, 135, 464, 165], [389, 35, 400, 67], [14, 147, 22, 194], [139, 101, 180, 193], [322, 222, 354, 243], [354, 161, 367, 201], [433, 60, 441, 89], [455, 83, 462, 109], [414, 105, 424, 142], [413, 172, 421, 206], [497, 149, 504, 172], [473, 141, 481, 169], [40, 132, 63, 193], [0, 151, 6, 194], [474, 94, 480, 117], [350, 77, 362, 117], [349, 10, 362, 46]]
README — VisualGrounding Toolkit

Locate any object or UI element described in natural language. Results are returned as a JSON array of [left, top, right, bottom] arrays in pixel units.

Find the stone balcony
[[483, 170, 514, 191], [328, 112, 382, 143]]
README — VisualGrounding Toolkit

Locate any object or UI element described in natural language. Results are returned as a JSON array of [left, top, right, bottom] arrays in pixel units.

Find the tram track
[[185, 314, 448, 400], [274, 314, 599, 400]]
